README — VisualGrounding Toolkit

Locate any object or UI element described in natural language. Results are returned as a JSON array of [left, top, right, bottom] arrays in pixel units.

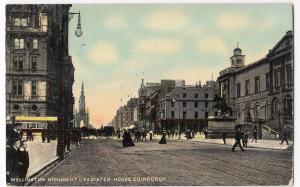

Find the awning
[[15, 116, 58, 122], [122, 124, 135, 130]]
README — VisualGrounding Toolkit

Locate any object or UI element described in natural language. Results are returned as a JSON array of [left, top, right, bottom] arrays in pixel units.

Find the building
[[217, 31, 293, 135], [157, 81, 218, 132], [74, 82, 90, 128], [6, 5, 75, 131]]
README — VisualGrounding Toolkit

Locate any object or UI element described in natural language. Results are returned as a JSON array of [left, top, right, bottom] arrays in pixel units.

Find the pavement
[[26, 138, 78, 178], [32, 139, 293, 186], [145, 133, 293, 150]]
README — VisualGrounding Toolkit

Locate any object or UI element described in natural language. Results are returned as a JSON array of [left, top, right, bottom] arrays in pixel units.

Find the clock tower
[[230, 42, 245, 68]]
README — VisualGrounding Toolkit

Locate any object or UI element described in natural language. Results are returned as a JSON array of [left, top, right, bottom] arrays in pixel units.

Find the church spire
[[81, 82, 84, 94]]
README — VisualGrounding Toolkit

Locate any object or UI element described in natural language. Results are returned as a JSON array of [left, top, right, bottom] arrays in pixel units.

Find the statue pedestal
[[207, 116, 236, 138]]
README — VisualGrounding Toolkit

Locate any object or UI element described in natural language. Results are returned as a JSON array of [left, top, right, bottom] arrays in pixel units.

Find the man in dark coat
[[252, 125, 258, 143], [280, 127, 289, 145], [6, 127, 29, 185], [222, 132, 226, 145], [232, 128, 245, 152], [159, 130, 167, 144]]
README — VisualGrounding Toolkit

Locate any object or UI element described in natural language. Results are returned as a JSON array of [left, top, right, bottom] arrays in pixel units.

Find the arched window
[[245, 104, 251, 122]]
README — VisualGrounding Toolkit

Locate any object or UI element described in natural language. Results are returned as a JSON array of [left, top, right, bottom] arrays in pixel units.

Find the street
[[33, 139, 292, 186]]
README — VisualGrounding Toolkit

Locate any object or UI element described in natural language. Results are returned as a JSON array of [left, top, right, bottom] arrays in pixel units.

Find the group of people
[[6, 126, 29, 185], [133, 129, 148, 142]]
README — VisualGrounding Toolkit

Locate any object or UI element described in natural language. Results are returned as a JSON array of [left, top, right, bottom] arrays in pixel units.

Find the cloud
[[103, 15, 128, 30], [196, 36, 229, 56], [88, 41, 118, 65], [143, 10, 188, 31], [216, 12, 252, 32], [133, 38, 180, 54]]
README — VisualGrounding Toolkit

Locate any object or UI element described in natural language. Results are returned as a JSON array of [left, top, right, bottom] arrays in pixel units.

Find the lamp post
[[57, 9, 83, 159]]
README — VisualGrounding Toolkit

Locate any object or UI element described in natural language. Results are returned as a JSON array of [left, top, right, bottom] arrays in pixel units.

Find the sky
[[68, 4, 293, 127]]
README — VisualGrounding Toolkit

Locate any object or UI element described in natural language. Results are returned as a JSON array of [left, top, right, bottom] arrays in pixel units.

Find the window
[[236, 83, 241, 98], [39, 13, 48, 32], [266, 73, 270, 91], [205, 93, 208, 98], [32, 57, 37, 72], [183, 102, 186, 107], [194, 102, 198, 108], [255, 76, 260, 93], [21, 18, 28, 27], [245, 80, 250, 96], [12, 80, 23, 96], [183, 93, 186, 98], [195, 93, 198, 98], [183, 111, 186, 119], [286, 64, 293, 85], [33, 39, 38, 49], [171, 102, 175, 107], [14, 38, 24, 49], [13, 56, 24, 71], [171, 111, 175, 119], [205, 102, 208, 108], [274, 69, 281, 88], [14, 18, 20, 26], [194, 112, 198, 119], [31, 81, 37, 96]]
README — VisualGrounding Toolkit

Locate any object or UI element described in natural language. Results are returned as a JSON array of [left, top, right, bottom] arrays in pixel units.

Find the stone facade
[[6, 5, 75, 130], [157, 81, 218, 132], [217, 31, 293, 133]]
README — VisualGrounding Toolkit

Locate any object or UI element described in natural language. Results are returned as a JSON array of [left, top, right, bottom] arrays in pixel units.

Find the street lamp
[[69, 11, 83, 37]]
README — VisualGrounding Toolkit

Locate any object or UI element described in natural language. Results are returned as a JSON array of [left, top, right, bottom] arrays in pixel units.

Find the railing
[[8, 95, 47, 101], [219, 67, 238, 76], [262, 125, 279, 138], [7, 69, 47, 74]]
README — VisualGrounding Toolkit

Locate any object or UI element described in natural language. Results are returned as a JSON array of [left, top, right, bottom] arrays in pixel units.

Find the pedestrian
[[222, 132, 226, 145], [6, 126, 29, 185], [65, 130, 71, 151], [232, 128, 245, 152], [141, 129, 147, 141], [185, 129, 192, 140], [149, 130, 153, 141], [252, 127, 257, 143], [242, 130, 249, 147], [280, 126, 289, 145], [159, 130, 167, 144], [122, 130, 135, 147], [204, 129, 208, 139]]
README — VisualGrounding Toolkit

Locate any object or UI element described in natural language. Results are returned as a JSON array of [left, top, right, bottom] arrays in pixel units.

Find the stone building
[[6, 5, 75, 130], [74, 82, 89, 128], [157, 81, 218, 132], [217, 31, 293, 134]]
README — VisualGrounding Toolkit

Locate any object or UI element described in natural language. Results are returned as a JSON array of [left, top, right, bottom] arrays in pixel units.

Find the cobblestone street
[[32, 139, 293, 186]]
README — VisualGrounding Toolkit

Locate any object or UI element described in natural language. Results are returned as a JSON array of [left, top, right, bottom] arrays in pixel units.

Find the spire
[[237, 42, 239, 48], [81, 82, 84, 93], [140, 78, 145, 88]]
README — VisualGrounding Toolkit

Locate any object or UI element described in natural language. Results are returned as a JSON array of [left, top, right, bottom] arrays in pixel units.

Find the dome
[[234, 47, 242, 53]]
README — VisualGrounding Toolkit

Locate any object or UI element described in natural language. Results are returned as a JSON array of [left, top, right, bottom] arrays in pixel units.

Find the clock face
[[237, 58, 242, 64]]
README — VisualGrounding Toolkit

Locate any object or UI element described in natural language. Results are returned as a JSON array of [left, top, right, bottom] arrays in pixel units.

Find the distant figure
[[122, 130, 135, 147], [185, 129, 192, 140], [232, 128, 245, 152], [149, 130, 153, 141], [159, 131, 167, 144], [242, 130, 249, 147], [222, 132, 226, 145], [280, 127, 289, 145], [204, 130, 208, 139], [141, 129, 147, 141]]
